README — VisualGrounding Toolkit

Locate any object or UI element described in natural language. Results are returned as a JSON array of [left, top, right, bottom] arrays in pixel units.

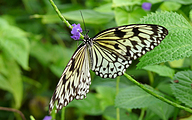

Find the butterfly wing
[[49, 43, 91, 114], [90, 24, 168, 78]]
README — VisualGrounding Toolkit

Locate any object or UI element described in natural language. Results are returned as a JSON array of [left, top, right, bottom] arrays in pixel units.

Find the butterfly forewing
[[49, 43, 91, 114], [91, 24, 168, 78]]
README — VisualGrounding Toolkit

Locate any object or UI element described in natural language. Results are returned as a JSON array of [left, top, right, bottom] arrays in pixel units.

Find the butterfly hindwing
[[91, 24, 168, 78], [49, 43, 91, 114]]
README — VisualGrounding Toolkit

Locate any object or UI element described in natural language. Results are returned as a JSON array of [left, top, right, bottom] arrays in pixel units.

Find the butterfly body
[[49, 24, 168, 113]]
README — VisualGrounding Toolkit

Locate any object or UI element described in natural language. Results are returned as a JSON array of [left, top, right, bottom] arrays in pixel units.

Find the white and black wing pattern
[[49, 43, 91, 114], [90, 24, 168, 78]]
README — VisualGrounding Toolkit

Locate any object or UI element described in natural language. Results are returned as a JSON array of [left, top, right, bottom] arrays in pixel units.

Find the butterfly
[[49, 24, 168, 114]]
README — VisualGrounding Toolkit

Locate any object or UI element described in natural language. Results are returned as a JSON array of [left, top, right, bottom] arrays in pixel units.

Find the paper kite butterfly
[[49, 24, 168, 113]]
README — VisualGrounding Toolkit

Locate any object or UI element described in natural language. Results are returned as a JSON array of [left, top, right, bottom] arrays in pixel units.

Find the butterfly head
[[83, 34, 93, 46]]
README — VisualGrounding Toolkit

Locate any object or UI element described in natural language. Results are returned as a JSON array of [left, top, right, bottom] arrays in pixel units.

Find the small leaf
[[137, 11, 192, 69], [115, 85, 163, 109], [143, 65, 175, 78], [171, 70, 192, 108]]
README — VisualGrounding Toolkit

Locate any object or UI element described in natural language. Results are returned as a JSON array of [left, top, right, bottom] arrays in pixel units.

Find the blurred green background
[[0, 0, 192, 120]]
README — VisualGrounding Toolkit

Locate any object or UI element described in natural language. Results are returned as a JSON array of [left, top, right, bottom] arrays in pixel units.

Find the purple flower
[[71, 23, 82, 40], [142, 2, 152, 11], [43, 116, 52, 120]]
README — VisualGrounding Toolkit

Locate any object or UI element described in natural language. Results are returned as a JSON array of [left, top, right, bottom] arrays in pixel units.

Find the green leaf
[[137, 11, 192, 69], [0, 53, 23, 109], [49, 45, 74, 77], [171, 70, 192, 108], [103, 106, 138, 120], [160, 1, 181, 11], [168, 0, 192, 5], [0, 74, 13, 92], [95, 86, 116, 109], [112, 0, 141, 7], [30, 41, 53, 66], [148, 101, 175, 120], [67, 93, 102, 115], [42, 9, 114, 24], [143, 65, 175, 78], [114, 7, 147, 25], [115, 86, 163, 109], [0, 18, 30, 70], [91, 75, 134, 89], [168, 59, 184, 68]]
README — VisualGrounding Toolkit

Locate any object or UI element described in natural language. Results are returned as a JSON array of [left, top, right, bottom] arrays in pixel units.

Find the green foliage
[[171, 71, 192, 108], [0, 18, 30, 70], [0, 0, 192, 120], [143, 65, 175, 78], [115, 86, 163, 109]]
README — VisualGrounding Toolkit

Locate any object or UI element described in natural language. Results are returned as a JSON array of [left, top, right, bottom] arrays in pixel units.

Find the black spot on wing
[[132, 27, 139, 36], [114, 43, 120, 49], [114, 28, 126, 38]]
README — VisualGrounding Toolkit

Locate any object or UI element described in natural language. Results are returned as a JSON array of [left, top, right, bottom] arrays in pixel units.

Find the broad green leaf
[[114, 7, 146, 25], [160, 1, 181, 11], [103, 106, 138, 120], [171, 71, 192, 108], [67, 93, 102, 115], [0, 53, 23, 109], [143, 65, 175, 78], [42, 9, 114, 24], [137, 11, 192, 69], [115, 85, 163, 109], [0, 18, 30, 70], [148, 101, 175, 120]]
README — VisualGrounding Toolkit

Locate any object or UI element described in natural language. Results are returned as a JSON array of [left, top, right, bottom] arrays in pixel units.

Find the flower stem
[[124, 73, 192, 113], [49, 0, 84, 39]]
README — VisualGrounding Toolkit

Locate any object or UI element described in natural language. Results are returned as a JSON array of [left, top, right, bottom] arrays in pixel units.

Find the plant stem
[[49, 0, 84, 39], [138, 108, 145, 120], [116, 76, 120, 120], [147, 71, 154, 86], [124, 73, 192, 114], [61, 107, 65, 120]]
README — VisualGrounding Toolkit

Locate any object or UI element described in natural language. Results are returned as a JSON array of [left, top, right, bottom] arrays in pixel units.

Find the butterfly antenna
[[80, 11, 89, 35]]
